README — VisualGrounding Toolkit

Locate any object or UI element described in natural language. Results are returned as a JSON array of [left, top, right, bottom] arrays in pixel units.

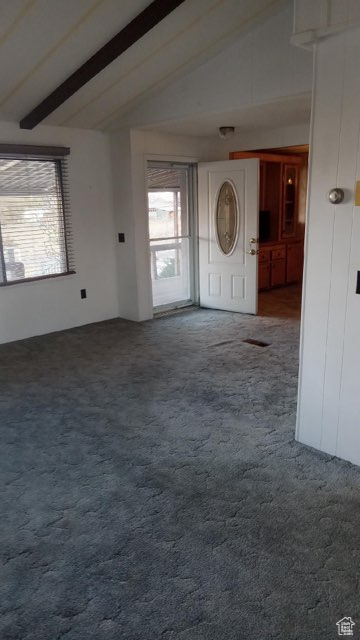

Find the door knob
[[328, 188, 344, 204], [246, 238, 258, 255]]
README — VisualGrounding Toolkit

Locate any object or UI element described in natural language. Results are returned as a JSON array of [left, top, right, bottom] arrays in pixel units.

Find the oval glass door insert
[[216, 180, 238, 254]]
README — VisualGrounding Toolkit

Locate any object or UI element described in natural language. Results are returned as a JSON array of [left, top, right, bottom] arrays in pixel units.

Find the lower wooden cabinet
[[258, 240, 303, 291], [271, 259, 286, 287], [258, 262, 270, 290], [286, 242, 303, 283]]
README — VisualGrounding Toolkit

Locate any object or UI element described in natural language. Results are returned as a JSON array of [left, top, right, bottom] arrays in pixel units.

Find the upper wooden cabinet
[[229, 151, 302, 243], [282, 164, 298, 238]]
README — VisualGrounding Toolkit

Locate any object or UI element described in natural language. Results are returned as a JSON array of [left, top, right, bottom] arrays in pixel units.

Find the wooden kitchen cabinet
[[282, 165, 298, 238], [287, 241, 303, 283], [230, 150, 301, 243], [258, 248, 270, 289], [230, 149, 306, 292], [271, 258, 286, 287], [258, 262, 270, 290], [258, 244, 286, 290], [258, 242, 303, 290]]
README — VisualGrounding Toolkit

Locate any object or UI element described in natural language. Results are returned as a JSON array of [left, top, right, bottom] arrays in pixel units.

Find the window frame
[[0, 144, 74, 287]]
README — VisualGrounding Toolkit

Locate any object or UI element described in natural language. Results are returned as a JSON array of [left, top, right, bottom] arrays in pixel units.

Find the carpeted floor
[[1, 289, 360, 640]]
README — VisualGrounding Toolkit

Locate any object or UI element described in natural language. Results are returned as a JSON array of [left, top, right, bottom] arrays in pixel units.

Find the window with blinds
[[0, 145, 73, 286]]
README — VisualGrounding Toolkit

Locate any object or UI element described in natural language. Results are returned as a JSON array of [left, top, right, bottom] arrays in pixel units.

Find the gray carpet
[[1, 306, 360, 640]]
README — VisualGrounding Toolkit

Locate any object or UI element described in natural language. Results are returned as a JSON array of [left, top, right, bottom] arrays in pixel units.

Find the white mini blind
[[0, 146, 73, 285]]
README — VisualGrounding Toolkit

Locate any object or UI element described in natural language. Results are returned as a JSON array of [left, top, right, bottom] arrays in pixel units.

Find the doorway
[[146, 162, 196, 312], [147, 147, 308, 321], [229, 145, 309, 320]]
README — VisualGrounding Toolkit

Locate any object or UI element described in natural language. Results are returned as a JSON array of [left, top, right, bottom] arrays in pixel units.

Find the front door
[[198, 159, 259, 314]]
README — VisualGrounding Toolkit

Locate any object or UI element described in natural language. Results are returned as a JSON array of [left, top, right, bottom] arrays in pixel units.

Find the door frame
[[144, 155, 199, 313]]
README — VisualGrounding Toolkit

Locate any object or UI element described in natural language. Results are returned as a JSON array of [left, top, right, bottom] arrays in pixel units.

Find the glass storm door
[[198, 159, 259, 314], [147, 162, 194, 310]]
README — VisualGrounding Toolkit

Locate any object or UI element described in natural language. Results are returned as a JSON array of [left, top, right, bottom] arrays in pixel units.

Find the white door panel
[[198, 159, 259, 314]]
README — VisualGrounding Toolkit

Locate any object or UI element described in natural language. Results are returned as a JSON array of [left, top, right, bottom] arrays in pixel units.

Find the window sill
[[0, 270, 76, 288]]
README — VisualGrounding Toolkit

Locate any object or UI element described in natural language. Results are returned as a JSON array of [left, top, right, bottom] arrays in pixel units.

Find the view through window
[[0, 154, 72, 286]]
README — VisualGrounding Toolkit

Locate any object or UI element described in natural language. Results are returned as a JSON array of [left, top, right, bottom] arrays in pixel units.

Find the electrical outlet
[[80, 289, 87, 299], [118, 233, 125, 243]]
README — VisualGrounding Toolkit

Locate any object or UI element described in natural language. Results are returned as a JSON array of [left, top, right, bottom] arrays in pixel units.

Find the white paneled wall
[[297, 27, 360, 465]]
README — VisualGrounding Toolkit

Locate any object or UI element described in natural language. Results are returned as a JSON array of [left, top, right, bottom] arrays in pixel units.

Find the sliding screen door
[[147, 162, 194, 310]]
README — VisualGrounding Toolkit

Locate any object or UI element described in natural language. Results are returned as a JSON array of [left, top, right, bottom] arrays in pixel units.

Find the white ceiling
[[139, 93, 312, 137], [0, 0, 289, 131]]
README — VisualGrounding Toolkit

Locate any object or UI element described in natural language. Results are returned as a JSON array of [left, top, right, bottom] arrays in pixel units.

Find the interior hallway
[[1, 293, 359, 640]]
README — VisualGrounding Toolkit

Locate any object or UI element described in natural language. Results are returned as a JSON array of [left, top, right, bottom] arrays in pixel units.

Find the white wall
[[110, 128, 140, 321], [117, 2, 312, 130], [0, 122, 119, 344], [297, 27, 360, 465], [111, 129, 210, 321], [0, 119, 309, 342]]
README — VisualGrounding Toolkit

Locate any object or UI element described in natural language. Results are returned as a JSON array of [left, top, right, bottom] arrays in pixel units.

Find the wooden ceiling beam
[[20, 0, 187, 130]]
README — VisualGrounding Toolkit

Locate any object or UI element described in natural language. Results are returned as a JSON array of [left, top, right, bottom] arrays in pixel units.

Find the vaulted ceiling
[[0, 0, 288, 131]]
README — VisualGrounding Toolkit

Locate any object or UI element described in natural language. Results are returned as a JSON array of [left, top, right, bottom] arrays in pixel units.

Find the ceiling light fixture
[[218, 126, 235, 139]]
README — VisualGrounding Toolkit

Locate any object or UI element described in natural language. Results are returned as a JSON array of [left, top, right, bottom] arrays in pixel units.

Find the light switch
[[355, 181, 360, 206]]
